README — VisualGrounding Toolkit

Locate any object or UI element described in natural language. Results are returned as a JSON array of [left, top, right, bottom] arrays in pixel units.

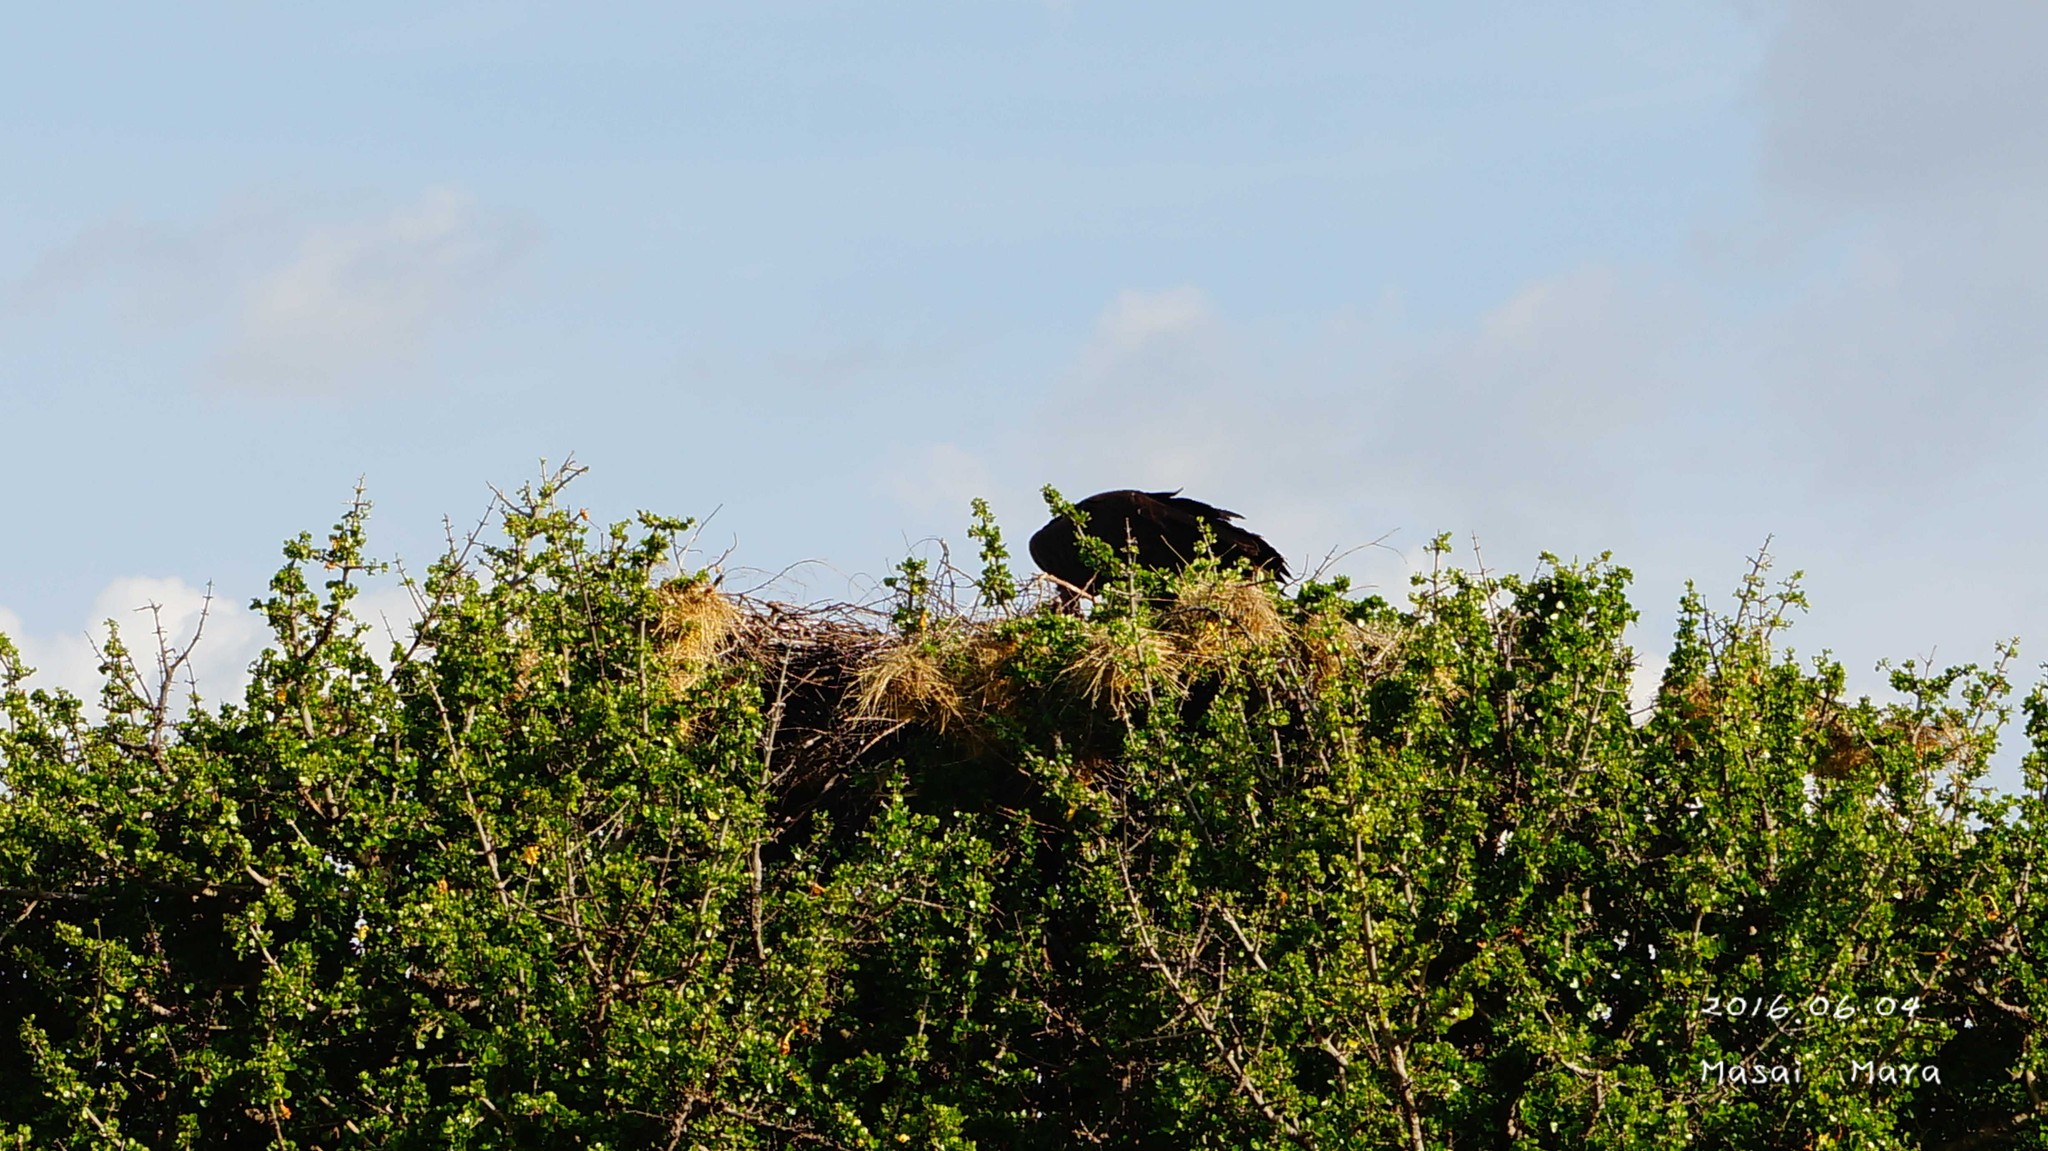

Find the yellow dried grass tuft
[[1295, 613, 1402, 685], [655, 579, 741, 666], [1067, 622, 1185, 716], [956, 632, 1022, 717], [509, 643, 545, 702], [854, 641, 967, 733], [652, 580, 742, 728], [1162, 574, 1287, 668], [1810, 707, 1972, 780]]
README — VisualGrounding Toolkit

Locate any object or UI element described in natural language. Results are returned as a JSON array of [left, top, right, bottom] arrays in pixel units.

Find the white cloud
[[1402, 266, 1690, 475], [0, 577, 268, 712], [1039, 286, 1246, 492], [0, 573, 430, 716], [332, 581, 431, 674], [1036, 270, 1706, 560], [214, 188, 533, 395], [1090, 286, 1214, 355], [6, 187, 532, 398], [0, 603, 102, 703]]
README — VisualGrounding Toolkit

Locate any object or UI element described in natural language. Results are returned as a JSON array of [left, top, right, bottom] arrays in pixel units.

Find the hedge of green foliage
[[5, 470, 2048, 1150]]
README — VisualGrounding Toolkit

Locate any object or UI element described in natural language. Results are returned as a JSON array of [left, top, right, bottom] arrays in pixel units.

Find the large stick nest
[[649, 572, 1404, 845]]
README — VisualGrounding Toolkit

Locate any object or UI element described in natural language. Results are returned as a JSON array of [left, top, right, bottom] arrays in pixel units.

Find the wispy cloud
[[0, 577, 267, 711], [1036, 270, 1702, 555], [1088, 286, 1214, 356], [6, 200, 290, 327], [213, 188, 534, 395], [1039, 286, 1244, 492], [7, 187, 534, 398]]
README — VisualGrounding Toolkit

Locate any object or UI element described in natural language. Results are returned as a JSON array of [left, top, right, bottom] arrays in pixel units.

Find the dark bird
[[1029, 489, 1289, 597]]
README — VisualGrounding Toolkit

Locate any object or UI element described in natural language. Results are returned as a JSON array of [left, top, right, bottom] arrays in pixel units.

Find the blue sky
[[6, 2, 2047, 781]]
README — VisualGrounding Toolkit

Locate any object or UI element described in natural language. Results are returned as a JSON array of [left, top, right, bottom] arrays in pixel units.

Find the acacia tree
[[3, 472, 2046, 1149]]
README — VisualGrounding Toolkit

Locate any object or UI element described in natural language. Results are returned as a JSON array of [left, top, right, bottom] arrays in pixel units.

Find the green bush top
[[3, 469, 2044, 1150]]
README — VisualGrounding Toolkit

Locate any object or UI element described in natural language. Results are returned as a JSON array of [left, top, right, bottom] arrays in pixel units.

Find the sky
[[4, 2, 2047, 783]]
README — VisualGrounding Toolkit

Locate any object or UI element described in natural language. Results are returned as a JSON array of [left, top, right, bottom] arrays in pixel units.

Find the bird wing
[[1148, 490, 1244, 522], [1061, 489, 1288, 582], [1135, 492, 1285, 578]]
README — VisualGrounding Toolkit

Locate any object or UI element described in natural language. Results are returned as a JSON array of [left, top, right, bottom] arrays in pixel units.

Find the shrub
[[3, 470, 2045, 1149]]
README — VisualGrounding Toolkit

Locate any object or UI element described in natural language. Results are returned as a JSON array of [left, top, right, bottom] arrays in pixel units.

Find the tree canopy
[[4, 470, 2046, 1150]]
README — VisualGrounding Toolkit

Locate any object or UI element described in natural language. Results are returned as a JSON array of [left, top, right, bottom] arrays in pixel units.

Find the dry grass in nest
[[1908, 719, 1971, 763], [654, 578, 738, 687], [1813, 717, 1869, 780], [509, 643, 545, 702], [854, 639, 967, 733], [1298, 617, 1402, 685], [957, 632, 1023, 717], [1067, 622, 1185, 716], [1162, 574, 1287, 668], [1816, 714, 1973, 780], [655, 579, 741, 667], [651, 581, 743, 737], [1668, 676, 1718, 722]]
